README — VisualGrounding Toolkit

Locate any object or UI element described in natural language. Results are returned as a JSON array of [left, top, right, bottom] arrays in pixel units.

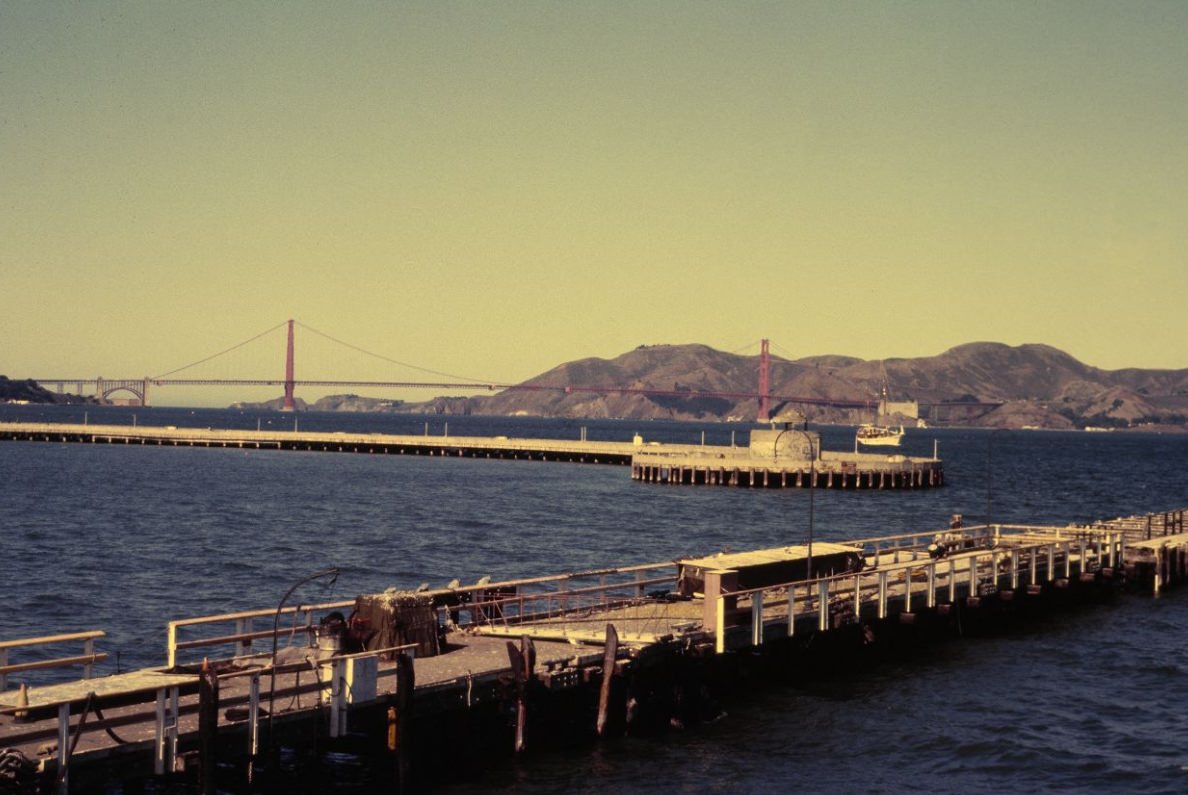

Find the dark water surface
[[2, 406, 1187, 793]]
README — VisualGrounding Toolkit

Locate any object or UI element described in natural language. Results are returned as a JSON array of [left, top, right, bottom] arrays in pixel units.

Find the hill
[[402, 342, 1188, 430], [1, 375, 96, 405]]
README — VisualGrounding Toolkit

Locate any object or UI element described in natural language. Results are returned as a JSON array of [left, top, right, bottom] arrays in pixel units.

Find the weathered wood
[[394, 652, 414, 792], [596, 624, 619, 738]]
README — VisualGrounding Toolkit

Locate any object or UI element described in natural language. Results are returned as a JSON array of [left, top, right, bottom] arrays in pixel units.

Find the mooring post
[[506, 637, 535, 753], [394, 651, 415, 790], [597, 623, 619, 737]]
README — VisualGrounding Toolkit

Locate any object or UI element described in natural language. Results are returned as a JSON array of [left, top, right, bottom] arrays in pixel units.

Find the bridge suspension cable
[[294, 321, 497, 384], [151, 321, 289, 379]]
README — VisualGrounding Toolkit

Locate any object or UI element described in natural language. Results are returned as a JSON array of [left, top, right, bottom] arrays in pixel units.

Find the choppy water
[[2, 405, 1187, 793]]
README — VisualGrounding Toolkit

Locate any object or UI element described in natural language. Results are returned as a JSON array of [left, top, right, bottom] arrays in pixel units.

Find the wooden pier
[[2, 507, 1184, 793]]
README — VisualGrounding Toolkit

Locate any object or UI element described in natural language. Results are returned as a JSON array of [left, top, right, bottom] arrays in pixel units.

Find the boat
[[856, 422, 904, 447], [855, 365, 905, 448]]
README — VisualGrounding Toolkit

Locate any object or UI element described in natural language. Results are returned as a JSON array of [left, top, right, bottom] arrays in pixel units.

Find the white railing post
[[878, 570, 888, 619], [853, 574, 861, 620], [904, 567, 912, 613], [83, 637, 95, 680], [57, 702, 70, 795], [927, 562, 936, 608], [167, 623, 178, 669], [155, 687, 167, 775], [249, 671, 260, 757], [236, 618, 253, 658], [787, 585, 796, 637], [817, 580, 830, 632], [751, 592, 764, 647], [329, 658, 346, 738], [715, 596, 726, 654], [948, 558, 957, 603]]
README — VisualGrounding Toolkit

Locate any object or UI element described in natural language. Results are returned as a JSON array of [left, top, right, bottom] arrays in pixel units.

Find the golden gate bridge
[[31, 319, 1001, 418]]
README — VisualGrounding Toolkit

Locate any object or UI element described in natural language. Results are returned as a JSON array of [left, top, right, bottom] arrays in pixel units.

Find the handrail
[[167, 601, 353, 668], [0, 630, 106, 690], [712, 528, 1124, 652]]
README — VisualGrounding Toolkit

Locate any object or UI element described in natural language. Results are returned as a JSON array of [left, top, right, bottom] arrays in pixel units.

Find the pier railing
[[445, 563, 679, 638], [166, 600, 354, 668], [0, 631, 107, 691], [714, 525, 1126, 654]]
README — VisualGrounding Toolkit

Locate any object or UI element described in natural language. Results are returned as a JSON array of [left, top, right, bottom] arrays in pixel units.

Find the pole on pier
[[597, 623, 619, 737]]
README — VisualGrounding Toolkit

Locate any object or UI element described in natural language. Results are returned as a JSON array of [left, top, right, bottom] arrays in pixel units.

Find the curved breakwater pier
[[1, 508, 1185, 793], [0, 421, 943, 489]]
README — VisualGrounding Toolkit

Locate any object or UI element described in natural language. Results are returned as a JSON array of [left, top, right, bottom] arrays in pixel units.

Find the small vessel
[[856, 422, 904, 447], [855, 365, 904, 448]]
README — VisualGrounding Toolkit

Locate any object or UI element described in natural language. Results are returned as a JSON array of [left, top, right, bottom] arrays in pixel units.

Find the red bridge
[[32, 320, 1002, 420]]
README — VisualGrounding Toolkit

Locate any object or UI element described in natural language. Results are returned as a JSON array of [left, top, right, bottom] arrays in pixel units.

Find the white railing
[[715, 529, 1123, 653], [0, 630, 107, 691], [166, 601, 353, 668]]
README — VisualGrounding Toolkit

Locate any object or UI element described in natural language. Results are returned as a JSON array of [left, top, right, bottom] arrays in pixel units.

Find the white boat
[[856, 422, 904, 447], [856, 365, 905, 447]]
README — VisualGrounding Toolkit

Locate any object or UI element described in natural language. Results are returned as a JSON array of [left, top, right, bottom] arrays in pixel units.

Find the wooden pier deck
[[3, 508, 1185, 792]]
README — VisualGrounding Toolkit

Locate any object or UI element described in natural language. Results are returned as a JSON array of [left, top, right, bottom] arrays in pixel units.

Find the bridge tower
[[758, 338, 771, 421], [282, 319, 296, 412]]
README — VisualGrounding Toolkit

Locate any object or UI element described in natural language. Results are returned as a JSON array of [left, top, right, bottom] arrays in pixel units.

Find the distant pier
[[0, 422, 635, 464], [1, 507, 1184, 793], [632, 423, 943, 488], [0, 421, 944, 489]]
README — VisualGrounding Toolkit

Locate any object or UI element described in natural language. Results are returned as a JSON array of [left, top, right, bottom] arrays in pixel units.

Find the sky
[[3, 1, 1186, 407]]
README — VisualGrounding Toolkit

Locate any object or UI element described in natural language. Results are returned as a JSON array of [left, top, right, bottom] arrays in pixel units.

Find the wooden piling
[[596, 624, 619, 738]]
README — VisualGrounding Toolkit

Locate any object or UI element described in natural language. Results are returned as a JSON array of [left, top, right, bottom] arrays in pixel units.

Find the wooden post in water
[[597, 623, 619, 737], [506, 637, 536, 753]]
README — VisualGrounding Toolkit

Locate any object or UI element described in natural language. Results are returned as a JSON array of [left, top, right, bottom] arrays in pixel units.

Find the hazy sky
[[3, 2, 1186, 406]]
